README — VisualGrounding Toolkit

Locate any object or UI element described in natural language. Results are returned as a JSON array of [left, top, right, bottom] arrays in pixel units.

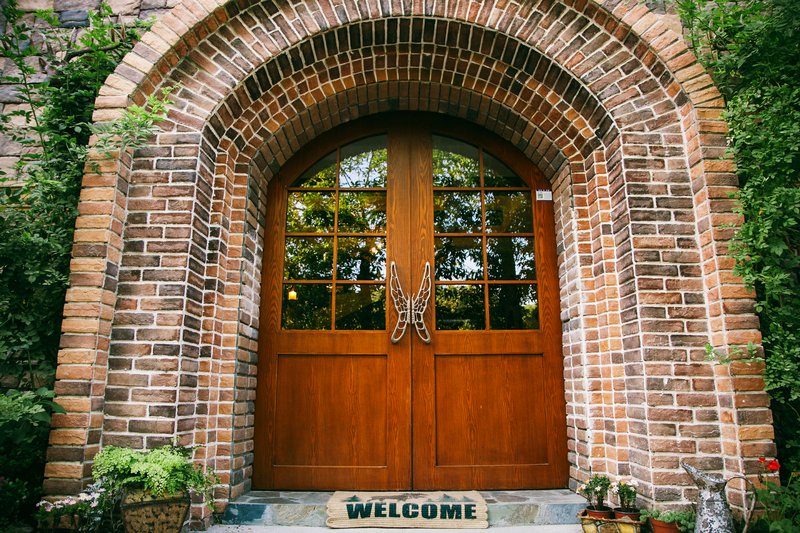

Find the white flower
[[36, 501, 53, 511]]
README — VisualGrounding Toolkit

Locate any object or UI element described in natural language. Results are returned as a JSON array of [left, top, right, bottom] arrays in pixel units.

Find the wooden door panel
[[256, 114, 567, 491], [434, 354, 549, 467], [274, 354, 387, 467]]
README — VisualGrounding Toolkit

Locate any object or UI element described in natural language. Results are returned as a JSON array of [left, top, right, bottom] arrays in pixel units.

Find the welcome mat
[[326, 491, 488, 529]]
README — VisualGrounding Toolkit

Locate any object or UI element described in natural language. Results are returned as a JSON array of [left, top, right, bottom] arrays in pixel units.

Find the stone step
[[221, 490, 585, 528], [203, 525, 582, 532]]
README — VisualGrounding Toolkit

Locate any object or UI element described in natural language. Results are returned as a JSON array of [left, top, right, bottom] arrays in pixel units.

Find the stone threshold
[[221, 490, 585, 527]]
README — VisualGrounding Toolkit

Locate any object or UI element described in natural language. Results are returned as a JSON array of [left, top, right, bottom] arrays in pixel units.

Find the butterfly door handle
[[389, 261, 432, 344]]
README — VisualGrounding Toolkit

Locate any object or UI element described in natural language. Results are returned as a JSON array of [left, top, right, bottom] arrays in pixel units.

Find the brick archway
[[47, 0, 772, 515]]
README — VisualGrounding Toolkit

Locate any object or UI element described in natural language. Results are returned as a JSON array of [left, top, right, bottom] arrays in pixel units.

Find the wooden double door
[[253, 114, 567, 490]]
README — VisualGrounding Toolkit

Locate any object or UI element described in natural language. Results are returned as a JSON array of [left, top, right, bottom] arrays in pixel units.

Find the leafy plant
[[577, 474, 613, 510], [641, 509, 696, 532], [611, 478, 640, 511], [92, 445, 217, 506], [0, 2, 169, 528], [677, 0, 800, 473], [0, 0, 157, 389], [0, 388, 64, 528]]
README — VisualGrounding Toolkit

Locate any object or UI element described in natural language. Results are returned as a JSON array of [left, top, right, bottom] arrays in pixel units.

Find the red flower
[[767, 459, 780, 472], [758, 457, 767, 463]]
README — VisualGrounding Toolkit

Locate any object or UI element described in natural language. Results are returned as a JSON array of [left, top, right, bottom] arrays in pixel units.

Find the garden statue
[[681, 462, 736, 533]]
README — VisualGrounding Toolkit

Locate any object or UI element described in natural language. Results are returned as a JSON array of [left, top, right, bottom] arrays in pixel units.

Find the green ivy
[[0, 1, 165, 388], [0, 1, 170, 526], [677, 0, 800, 471]]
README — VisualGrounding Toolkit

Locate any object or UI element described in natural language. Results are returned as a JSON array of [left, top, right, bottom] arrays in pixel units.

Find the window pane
[[433, 191, 482, 233], [337, 237, 386, 281], [432, 136, 480, 187], [484, 152, 526, 187], [338, 191, 387, 233], [487, 237, 536, 280], [339, 136, 388, 188], [485, 191, 533, 233], [489, 284, 539, 330], [286, 192, 335, 233], [282, 284, 332, 330], [293, 151, 337, 188], [284, 237, 333, 280], [434, 237, 483, 281], [335, 284, 386, 330], [435, 285, 485, 330]]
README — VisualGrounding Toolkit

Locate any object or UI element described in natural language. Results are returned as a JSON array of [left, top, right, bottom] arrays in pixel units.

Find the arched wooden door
[[253, 114, 567, 490]]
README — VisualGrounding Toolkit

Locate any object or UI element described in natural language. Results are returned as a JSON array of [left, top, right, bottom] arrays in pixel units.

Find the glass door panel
[[430, 135, 539, 331], [281, 135, 388, 331]]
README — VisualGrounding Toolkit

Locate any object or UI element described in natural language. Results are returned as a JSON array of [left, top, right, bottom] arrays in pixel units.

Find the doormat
[[326, 491, 488, 529]]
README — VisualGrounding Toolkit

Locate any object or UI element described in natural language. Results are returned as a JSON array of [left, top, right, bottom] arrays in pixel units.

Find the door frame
[[252, 112, 569, 490]]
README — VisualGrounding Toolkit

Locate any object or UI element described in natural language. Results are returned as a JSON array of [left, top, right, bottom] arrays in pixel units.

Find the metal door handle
[[389, 261, 432, 344]]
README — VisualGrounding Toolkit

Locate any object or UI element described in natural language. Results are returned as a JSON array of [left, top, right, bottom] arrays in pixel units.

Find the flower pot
[[614, 508, 642, 521], [120, 487, 190, 533], [649, 517, 681, 533], [585, 506, 614, 519]]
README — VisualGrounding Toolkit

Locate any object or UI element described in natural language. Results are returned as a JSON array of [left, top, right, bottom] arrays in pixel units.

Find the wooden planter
[[578, 509, 645, 533], [120, 488, 190, 533]]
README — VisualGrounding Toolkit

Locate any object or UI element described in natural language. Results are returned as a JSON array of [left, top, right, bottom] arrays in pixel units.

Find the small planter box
[[120, 488, 190, 533], [578, 510, 645, 533]]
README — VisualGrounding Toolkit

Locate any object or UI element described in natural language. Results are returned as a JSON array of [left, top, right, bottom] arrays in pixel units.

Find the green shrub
[[677, 0, 800, 472], [0, 388, 63, 528]]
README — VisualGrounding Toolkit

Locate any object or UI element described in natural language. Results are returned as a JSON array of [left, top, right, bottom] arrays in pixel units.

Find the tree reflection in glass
[[485, 191, 533, 233], [294, 151, 337, 188], [337, 237, 386, 281], [433, 192, 481, 233], [435, 285, 485, 330], [282, 284, 332, 330], [336, 285, 386, 330], [487, 237, 536, 280], [489, 284, 539, 329], [283, 135, 389, 331], [432, 136, 480, 187], [484, 152, 526, 187], [338, 192, 387, 233], [434, 237, 483, 280], [286, 192, 335, 233], [340, 137, 387, 188], [284, 237, 334, 280]]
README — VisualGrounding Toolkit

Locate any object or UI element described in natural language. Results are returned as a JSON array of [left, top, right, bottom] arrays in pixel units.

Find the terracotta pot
[[584, 506, 614, 519], [649, 517, 681, 533], [614, 508, 642, 521]]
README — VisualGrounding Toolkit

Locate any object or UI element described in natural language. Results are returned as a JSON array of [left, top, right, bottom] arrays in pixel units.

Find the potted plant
[[91, 445, 216, 533], [611, 478, 641, 521], [577, 474, 613, 518], [641, 509, 695, 533]]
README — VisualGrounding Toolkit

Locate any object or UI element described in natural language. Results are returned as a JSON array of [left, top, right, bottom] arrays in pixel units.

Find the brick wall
[[42, 0, 774, 519]]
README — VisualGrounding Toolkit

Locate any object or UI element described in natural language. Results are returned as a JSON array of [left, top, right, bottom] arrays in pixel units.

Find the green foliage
[[677, 0, 800, 472], [0, 388, 64, 528], [92, 445, 217, 505], [641, 509, 696, 532], [0, 1, 158, 388], [747, 473, 800, 532], [0, 2, 169, 527]]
